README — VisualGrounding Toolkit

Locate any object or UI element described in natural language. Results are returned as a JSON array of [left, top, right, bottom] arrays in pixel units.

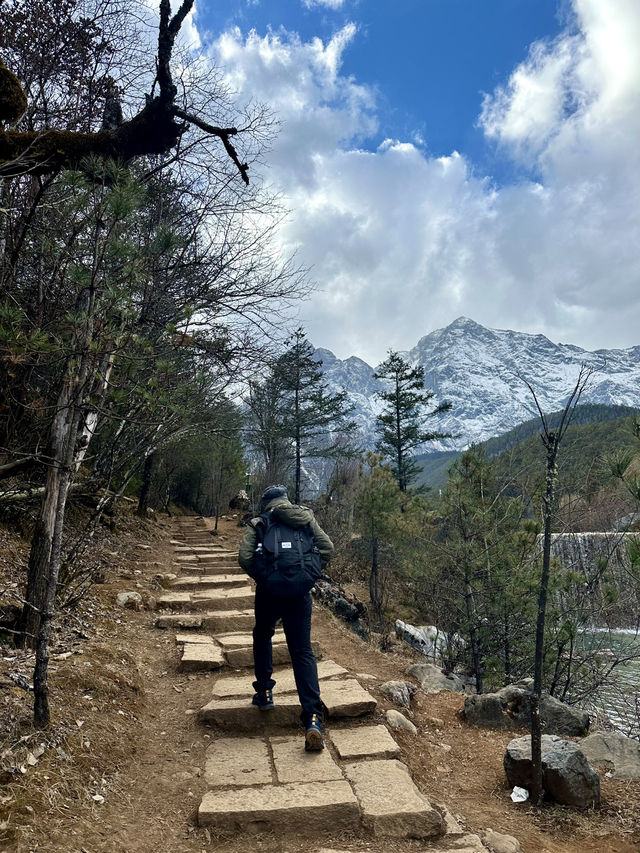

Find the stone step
[[179, 641, 226, 673], [157, 587, 254, 612], [155, 613, 203, 629], [174, 545, 229, 553], [210, 660, 347, 699], [173, 563, 243, 576], [199, 678, 376, 729], [330, 725, 401, 761], [344, 760, 443, 839], [175, 552, 238, 564], [193, 553, 239, 563], [176, 632, 215, 644], [201, 609, 255, 633], [158, 609, 262, 635], [215, 631, 322, 668], [170, 574, 247, 591], [198, 780, 360, 834]]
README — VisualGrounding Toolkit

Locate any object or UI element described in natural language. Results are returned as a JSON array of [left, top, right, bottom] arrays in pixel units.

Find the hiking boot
[[304, 713, 324, 751], [251, 689, 274, 710]]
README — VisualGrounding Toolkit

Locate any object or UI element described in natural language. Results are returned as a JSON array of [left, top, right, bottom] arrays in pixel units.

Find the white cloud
[[207, 1, 640, 364], [302, 0, 347, 9]]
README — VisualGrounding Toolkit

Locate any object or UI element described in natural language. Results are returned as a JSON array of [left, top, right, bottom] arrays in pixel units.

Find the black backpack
[[250, 511, 322, 597]]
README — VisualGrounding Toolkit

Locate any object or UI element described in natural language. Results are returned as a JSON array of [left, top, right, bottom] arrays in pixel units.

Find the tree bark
[[529, 441, 557, 805], [137, 452, 156, 517]]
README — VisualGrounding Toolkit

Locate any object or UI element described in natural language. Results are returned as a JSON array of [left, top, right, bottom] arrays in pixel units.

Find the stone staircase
[[153, 517, 479, 849]]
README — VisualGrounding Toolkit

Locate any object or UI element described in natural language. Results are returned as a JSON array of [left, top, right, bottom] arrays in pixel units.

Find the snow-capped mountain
[[316, 317, 640, 452]]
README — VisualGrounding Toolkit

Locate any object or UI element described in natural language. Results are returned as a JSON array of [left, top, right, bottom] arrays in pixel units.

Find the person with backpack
[[238, 485, 334, 751]]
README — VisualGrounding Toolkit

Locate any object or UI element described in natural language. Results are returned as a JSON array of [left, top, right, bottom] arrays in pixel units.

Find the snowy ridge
[[315, 318, 640, 452]]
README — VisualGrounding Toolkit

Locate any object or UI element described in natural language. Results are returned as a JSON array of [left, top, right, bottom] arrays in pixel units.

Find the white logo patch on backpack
[[281, 541, 292, 549]]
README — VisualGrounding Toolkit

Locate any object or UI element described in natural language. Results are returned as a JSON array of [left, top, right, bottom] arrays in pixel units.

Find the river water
[[579, 629, 640, 737]]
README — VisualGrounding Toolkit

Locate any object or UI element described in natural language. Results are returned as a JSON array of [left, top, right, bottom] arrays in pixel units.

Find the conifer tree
[[275, 328, 356, 504], [375, 350, 451, 491]]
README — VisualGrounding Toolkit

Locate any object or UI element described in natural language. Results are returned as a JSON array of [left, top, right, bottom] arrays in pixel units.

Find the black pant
[[252, 585, 322, 724]]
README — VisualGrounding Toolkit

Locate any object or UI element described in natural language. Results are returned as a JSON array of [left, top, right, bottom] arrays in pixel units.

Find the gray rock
[[482, 828, 521, 853], [379, 680, 418, 708], [386, 710, 418, 734], [504, 735, 600, 809], [464, 685, 589, 735], [580, 731, 640, 780], [116, 591, 142, 610], [442, 835, 486, 852], [407, 662, 466, 694]]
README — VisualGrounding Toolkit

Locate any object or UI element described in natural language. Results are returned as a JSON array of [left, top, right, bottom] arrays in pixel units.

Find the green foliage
[[375, 350, 451, 492], [248, 328, 357, 503]]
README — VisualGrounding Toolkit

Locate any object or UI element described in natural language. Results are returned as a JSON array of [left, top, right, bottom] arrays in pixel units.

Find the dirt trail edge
[[3, 514, 639, 853]]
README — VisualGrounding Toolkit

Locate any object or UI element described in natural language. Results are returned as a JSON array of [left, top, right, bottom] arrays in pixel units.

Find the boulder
[[379, 680, 417, 708], [116, 591, 142, 610], [386, 710, 418, 735], [313, 580, 367, 637], [580, 731, 640, 780], [407, 662, 466, 694], [504, 735, 600, 809], [395, 620, 465, 663], [463, 685, 589, 735], [482, 828, 521, 853]]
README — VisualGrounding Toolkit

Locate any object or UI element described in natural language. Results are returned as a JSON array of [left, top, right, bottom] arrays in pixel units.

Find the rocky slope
[[316, 317, 640, 451]]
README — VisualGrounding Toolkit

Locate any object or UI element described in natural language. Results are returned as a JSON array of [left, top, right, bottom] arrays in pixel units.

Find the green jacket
[[238, 497, 334, 574]]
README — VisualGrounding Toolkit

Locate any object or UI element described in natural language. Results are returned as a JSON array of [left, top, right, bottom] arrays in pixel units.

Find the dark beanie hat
[[260, 484, 288, 510]]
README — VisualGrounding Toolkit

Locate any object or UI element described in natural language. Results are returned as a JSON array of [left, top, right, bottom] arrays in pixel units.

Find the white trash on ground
[[510, 786, 529, 803]]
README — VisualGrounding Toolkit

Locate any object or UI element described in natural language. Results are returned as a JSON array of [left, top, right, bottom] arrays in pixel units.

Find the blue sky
[[189, 0, 640, 365], [200, 0, 566, 177]]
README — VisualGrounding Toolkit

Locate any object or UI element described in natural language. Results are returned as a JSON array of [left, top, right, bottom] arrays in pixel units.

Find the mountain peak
[[317, 318, 640, 453]]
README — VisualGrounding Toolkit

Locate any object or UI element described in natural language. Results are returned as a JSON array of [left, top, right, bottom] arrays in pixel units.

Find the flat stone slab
[[200, 678, 376, 729], [174, 545, 228, 552], [224, 641, 322, 668], [157, 587, 254, 612], [205, 738, 272, 787], [201, 609, 255, 633], [215, 630, 320, 668], [210, 660, 347, 699], [343, 760, 442, 839], [198, 781, 360, 833], [155, 614, 203, 629], [170, 574, 247, 591], [322, 679, 377, 719], [272, 736, 343, 783], [216, 630, 286, 649], [195, 553, 239, 562], [176, 632, 214, 644], [330, 725, 400, 760], [172, 563, 244, 576], [180, 642, 225, 672]]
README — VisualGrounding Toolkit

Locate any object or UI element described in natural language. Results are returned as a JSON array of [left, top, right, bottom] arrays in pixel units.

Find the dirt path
[[2, 514, 639, 853]]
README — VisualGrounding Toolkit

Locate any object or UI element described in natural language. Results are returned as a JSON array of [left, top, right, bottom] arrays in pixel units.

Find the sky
[[188, 0, 640, 365]]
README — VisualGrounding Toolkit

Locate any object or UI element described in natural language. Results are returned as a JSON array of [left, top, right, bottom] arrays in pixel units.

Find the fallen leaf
[[91, 794, 104, 804]]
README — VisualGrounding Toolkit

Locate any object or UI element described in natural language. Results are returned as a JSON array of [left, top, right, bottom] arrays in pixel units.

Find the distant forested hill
[[414, 404, 639, 492]]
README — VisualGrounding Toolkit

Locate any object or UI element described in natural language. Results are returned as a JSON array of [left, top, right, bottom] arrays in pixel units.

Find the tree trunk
[[18, 462, 63, 646], [137, 452, 156, 516], [530, 442, 558, 805], [464, 562, 483, 695]]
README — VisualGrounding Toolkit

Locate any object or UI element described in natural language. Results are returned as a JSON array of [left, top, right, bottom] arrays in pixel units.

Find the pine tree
[[375, 350, 451, 491], [275, 328, 356, 504]]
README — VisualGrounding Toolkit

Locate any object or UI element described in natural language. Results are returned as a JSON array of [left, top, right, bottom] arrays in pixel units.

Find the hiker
[[238, 485, 334, 751]]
